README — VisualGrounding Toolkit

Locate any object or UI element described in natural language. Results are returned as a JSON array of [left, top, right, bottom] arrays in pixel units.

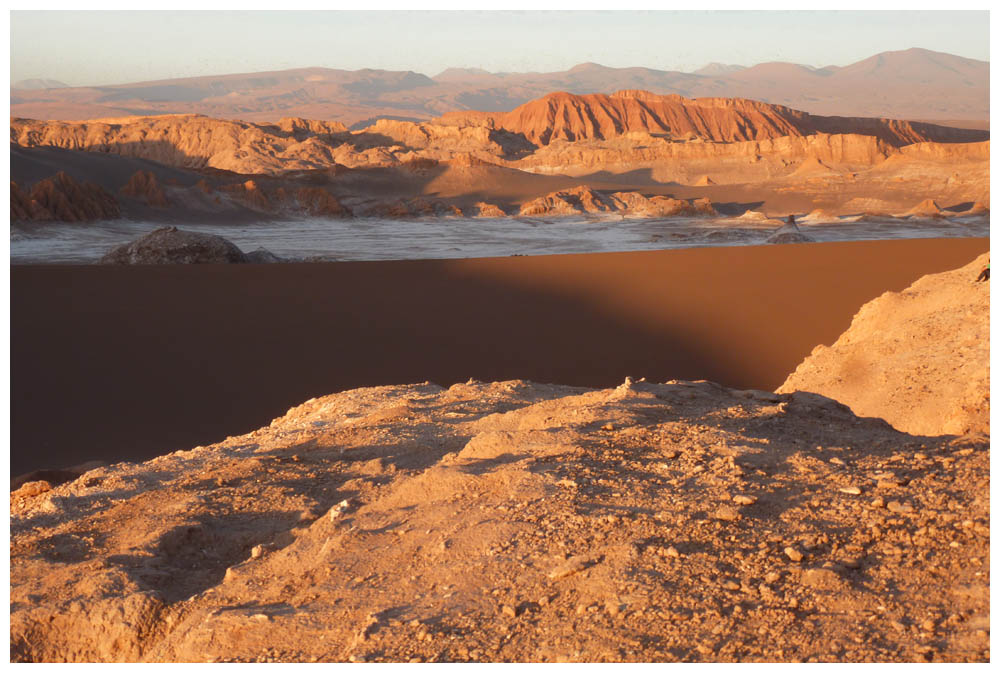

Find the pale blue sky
[[10, 10, 991, 87]]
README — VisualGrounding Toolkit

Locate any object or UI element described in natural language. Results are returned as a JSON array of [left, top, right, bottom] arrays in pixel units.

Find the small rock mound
[[799, 209, 838, 224], [221, 180, 272, 211], [99, 227, 250, 265], [120, 170, 169, 207], [766, 218, 815, 244], [778, 253, 989, 436], [904, 198, 945, 218], [472, 202, 507, 218], [519, 185, 619, 216]]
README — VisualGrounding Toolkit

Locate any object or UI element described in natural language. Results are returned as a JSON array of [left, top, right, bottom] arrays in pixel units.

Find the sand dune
[[11, 237, 988, 479]]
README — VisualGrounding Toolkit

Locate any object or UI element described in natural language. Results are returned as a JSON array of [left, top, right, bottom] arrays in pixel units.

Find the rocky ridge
[[9, 91, 990, 224], [10, 91, 989, 182], [436, 91, 986, 147]]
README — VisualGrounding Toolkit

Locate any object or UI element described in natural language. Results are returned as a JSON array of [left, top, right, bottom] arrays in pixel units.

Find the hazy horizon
[[10, 10, 990, 88]]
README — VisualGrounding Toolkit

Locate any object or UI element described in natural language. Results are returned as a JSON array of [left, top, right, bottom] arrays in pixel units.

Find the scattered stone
[[733, 495, 757, 505], [329, 499, 353, 521], [501, 604, 517, 618], [839, 486, 862, 495], [665, 546, 680, 558], [784, 547, 804, 563], [548, 555, 591, 580], [887, 501, 914, 514], [714, 506, 742, 521], [800, 568, 845, 590], [12, 480, 52, 499], [250, 545, 266, 559]]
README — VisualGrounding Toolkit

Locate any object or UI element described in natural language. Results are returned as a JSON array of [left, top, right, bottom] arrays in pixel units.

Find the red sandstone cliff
[[437, 91, 987, 147]]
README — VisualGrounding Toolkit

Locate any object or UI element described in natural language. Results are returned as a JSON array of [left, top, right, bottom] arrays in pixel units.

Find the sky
[[9, 9, 992, 87]]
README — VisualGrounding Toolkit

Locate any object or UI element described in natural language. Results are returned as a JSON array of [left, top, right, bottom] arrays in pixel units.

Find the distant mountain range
[[10, 48, 988, 127]]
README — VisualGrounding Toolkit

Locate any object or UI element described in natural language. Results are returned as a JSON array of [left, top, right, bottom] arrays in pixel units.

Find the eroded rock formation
[[436, 90, 987, 147], [120, 170, 169, 207], [778, 253, 990, 436], [11, 172, 120, 222]]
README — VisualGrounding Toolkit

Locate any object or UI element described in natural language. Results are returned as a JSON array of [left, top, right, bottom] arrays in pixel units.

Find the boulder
[[99, 226, 250, 265]]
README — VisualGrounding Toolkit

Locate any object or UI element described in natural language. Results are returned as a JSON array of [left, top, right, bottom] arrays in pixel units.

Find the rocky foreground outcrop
[[778, 253, 990, 436], [10, 370, 990, 662]]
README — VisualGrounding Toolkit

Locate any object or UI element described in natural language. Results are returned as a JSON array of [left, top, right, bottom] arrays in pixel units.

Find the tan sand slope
[[10, 377, 989, 662], [778, 253, 990, 436]]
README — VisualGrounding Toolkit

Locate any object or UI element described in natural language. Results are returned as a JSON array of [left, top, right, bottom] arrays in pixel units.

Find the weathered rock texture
[[99, 227, 249, 265], [9, 375, 989, 662], [778, 253, 990, 436]]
